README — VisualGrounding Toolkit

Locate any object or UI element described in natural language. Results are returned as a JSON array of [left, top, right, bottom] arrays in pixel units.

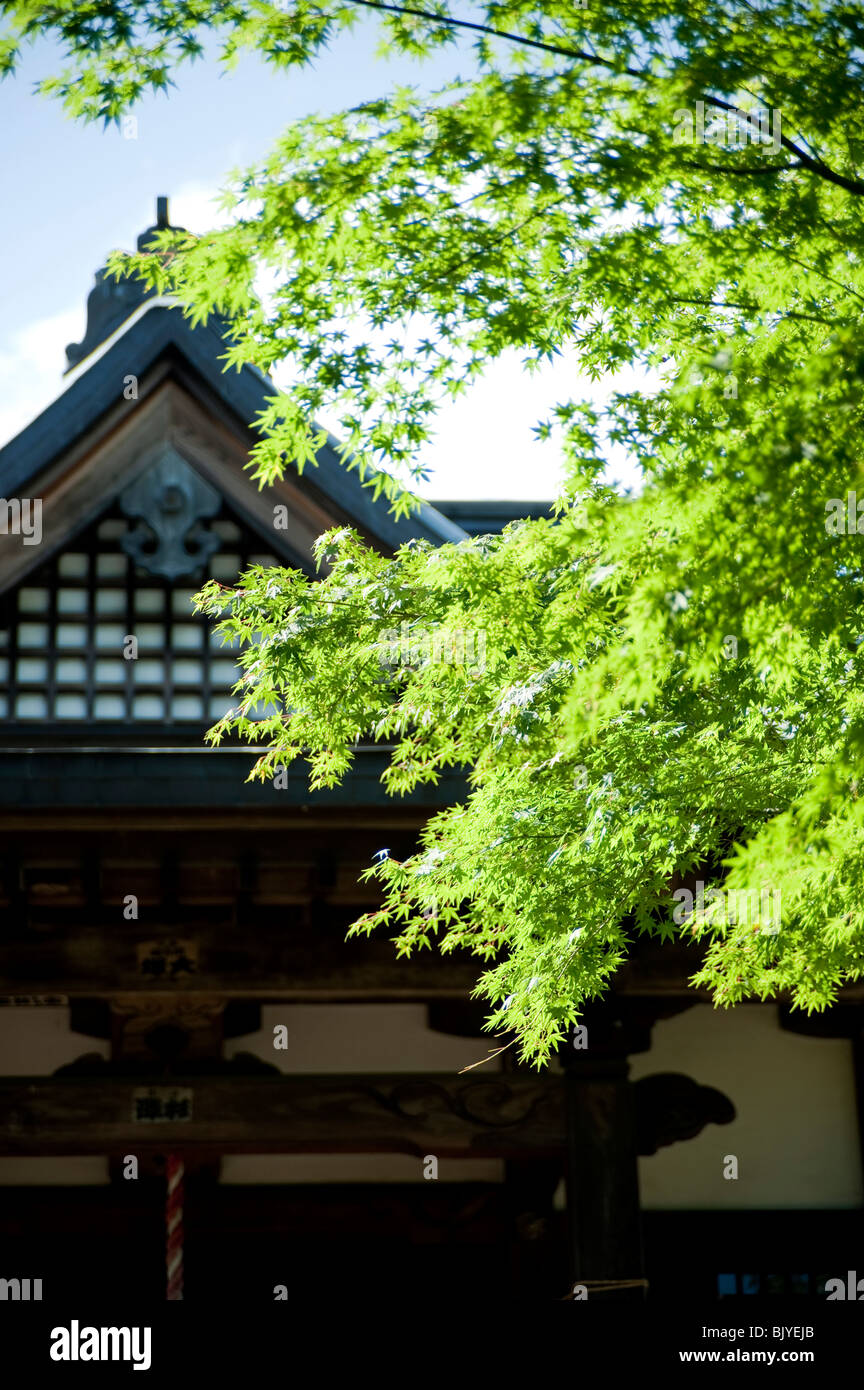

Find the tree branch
[[343, 0, 639, 74], [668, 296, 835, 326], [680, 159, 793, 178], [344, 0, 864, 197], [704, 95, 864, 197]]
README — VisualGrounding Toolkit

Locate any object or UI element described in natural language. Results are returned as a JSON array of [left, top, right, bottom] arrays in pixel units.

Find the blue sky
[[0, 18, 641, 502]]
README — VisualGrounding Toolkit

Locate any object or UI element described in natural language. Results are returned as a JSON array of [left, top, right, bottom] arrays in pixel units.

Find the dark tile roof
[[432, 500, 555, 536]]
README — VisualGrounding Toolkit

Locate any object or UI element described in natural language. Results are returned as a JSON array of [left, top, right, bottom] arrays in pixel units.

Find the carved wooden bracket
[[633, 1071, 735, 1155]]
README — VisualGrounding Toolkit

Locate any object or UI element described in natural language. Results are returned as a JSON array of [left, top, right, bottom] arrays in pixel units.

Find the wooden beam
[[9, 924, 864, 1002], [0, 922, 481, 999], [0, 1073, 566, 1159], [0, 808, 436, 833], [0, 927, 730, 1001]]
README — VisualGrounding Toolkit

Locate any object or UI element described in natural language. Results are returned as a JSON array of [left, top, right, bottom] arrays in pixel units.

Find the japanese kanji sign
[[136, 939, 198, 980], [131, 1087, 193, 1123]]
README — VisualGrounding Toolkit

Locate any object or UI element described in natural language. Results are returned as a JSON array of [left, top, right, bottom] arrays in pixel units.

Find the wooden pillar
[[431, 1002, 569, 1297], [561, 1004, 646, 1301], [503, 1156, 566, 1296]]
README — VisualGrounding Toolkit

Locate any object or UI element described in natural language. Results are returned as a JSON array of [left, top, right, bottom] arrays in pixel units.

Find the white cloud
[[0, 305, 83, 448]]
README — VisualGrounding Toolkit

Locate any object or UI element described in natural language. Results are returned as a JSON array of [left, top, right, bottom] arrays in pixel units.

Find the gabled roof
[[0, 201, 546, 808], [0, 202, 466, 595]]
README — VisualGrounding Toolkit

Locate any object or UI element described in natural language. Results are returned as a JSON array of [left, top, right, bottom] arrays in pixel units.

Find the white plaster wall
[[0, 1156, 109, 1184], [221, 1003, 505, 1183], [0, 1003, 504, 1185], [0, 1006, 110, 1185], [0, 1001, 857, 1201], [629, 1004, 863, 1210], [224, 1003, 503, 1075], [0, 1006, 109, 1075], [219, 1153, 502, 1184]]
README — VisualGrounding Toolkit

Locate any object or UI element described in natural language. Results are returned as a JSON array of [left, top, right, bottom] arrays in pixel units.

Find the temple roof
[[64, 196, 185, 374], [0, 197, 470, 580], [434, 499, 554, 535], [5, 198, 551, 565], [0, 196, 550, 803]]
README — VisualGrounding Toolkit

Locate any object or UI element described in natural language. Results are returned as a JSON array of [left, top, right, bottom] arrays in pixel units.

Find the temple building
[[0, 200, 861, 1303]]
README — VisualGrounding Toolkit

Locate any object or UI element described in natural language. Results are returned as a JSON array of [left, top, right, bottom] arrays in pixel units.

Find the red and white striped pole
[[165, 1153, 184, 1301]]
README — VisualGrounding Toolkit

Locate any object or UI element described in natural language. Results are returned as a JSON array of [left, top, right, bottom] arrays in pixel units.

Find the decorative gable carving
[[118, 446, 221, 581]]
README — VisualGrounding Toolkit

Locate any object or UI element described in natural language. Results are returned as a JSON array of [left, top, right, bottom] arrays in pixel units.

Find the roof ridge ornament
[[118, 446, 221, 580], [64, 196, 184, 374]]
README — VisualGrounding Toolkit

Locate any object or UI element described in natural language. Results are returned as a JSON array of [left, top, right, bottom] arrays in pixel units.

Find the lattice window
[[0, 502, 280, 724]]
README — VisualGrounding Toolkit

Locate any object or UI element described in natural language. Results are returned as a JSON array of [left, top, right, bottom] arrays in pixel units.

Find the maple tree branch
[[343, 0, 864, 197]]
